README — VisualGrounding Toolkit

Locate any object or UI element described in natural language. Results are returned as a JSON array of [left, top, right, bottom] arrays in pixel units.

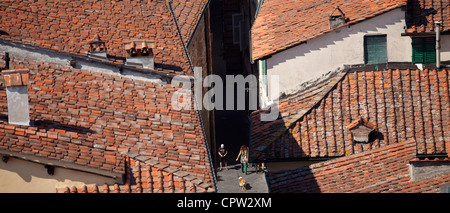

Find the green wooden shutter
[[261, 60, 268, 95], [364, 35, 387, 64], [423, 37, 436, 64], [412, 37, 435, 64], [412, 38, 424, 63]]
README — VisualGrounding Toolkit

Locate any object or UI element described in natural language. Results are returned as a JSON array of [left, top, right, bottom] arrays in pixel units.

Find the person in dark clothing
[[218, 144, 228, 171]]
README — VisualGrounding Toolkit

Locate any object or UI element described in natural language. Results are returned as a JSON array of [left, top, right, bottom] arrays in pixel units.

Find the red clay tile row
[[267, 140, 450, 193], [406, 0, 450, 33], [0, 55, 215, 190], [0, 0, 196, 74], [251, 69, 450, 161], [56, 157, 214, 193], [171, 0, 209, 43]]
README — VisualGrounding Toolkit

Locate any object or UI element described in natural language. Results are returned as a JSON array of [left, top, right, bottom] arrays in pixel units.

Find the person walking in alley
[[236, 145, 249, 175], [218, 144, 228, 171]]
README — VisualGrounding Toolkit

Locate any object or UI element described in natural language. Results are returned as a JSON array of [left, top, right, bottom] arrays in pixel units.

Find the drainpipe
[[435, 21, 442, 69], [1, 52, 10, 72]]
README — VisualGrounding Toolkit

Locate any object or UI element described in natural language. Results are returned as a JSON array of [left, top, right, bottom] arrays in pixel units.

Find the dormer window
[[329, 7, 347, 29], [346, 118, 377, 143]]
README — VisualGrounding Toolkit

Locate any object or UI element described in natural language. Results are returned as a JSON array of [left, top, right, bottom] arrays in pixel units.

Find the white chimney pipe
[[2, 69, 30, 126], [435, 21, 442, 69]]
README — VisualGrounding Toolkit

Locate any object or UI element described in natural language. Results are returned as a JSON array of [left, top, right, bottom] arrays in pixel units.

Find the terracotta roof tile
[[250, 68, 450, 161], [0, 0, 207, 74], [250, 70, 349, 160], [0, 55, 216, 192], [405, 0, 450, 33], [251, 0, 407, 60], [56, 157, 213, 193], [267, 140, 450, 193], [170, 0, 209, 44]]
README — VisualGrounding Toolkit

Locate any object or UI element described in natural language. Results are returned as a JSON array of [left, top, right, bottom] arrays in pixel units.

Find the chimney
[[329, 7, 347, 29], [123, 41, 154, 69], [88, 35, 107, 60], [2, 69, 30, 126], [435, 21, 442, 68]]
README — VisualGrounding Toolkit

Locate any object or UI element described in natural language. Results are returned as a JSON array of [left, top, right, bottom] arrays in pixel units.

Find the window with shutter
[[364, 35, 387, 64], [412, 37, 436, 64], [261, 60, 268, 95], [232, 13, 243, 44]]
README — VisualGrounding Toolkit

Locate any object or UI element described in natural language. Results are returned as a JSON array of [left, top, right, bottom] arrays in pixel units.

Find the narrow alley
[[216, 164, 269, 193]]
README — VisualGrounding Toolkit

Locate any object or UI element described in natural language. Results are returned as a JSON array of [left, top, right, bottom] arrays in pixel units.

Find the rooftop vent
[[88, 35, 107, 60], [346, 117, 376, 143], [329, 7, 347, 29], [123, 41, 154, 69], [2, 69, 30, 126]]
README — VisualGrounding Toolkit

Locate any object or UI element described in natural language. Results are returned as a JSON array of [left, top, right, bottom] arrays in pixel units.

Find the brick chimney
[[123, 41, 154, 69], [2, 69, 30, 126], [88, 35, 107, 60]]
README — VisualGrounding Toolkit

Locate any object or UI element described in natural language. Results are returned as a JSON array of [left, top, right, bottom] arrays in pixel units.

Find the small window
[[232, 13, 244, 44], [364, 35, 387, 64], [412, 37, 436, 64], [440, 183, 450, 193]]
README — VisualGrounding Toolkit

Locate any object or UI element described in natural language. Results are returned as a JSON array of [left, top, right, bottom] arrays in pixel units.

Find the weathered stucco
[[262, 8, 441, 101], [0, 157, 117, 193]]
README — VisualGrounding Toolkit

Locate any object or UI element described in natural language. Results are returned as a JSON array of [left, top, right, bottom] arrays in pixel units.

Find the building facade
[[0, 0, 217, 193], [252, 0, 450, 107]]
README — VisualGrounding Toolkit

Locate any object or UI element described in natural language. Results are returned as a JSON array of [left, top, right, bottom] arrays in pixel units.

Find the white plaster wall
[[441, 34, 450, 60], [0, 157, 117, 193], [265, 8, 412, 98]]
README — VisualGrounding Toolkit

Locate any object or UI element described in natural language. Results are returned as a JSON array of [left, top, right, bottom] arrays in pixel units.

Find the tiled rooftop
[[267, 140, 450, 193], [0, 0, 207, 74], [0, 54, 216, 192], [170, 0, 209, 44], [251, 0, 407, 60], [250, 68, 450, 162], [405, 0, 450, 33], [56, 157, 214, 193]]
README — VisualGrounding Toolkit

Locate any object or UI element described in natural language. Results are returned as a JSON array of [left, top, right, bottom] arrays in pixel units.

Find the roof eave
[[0, 150, 124, 180]]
